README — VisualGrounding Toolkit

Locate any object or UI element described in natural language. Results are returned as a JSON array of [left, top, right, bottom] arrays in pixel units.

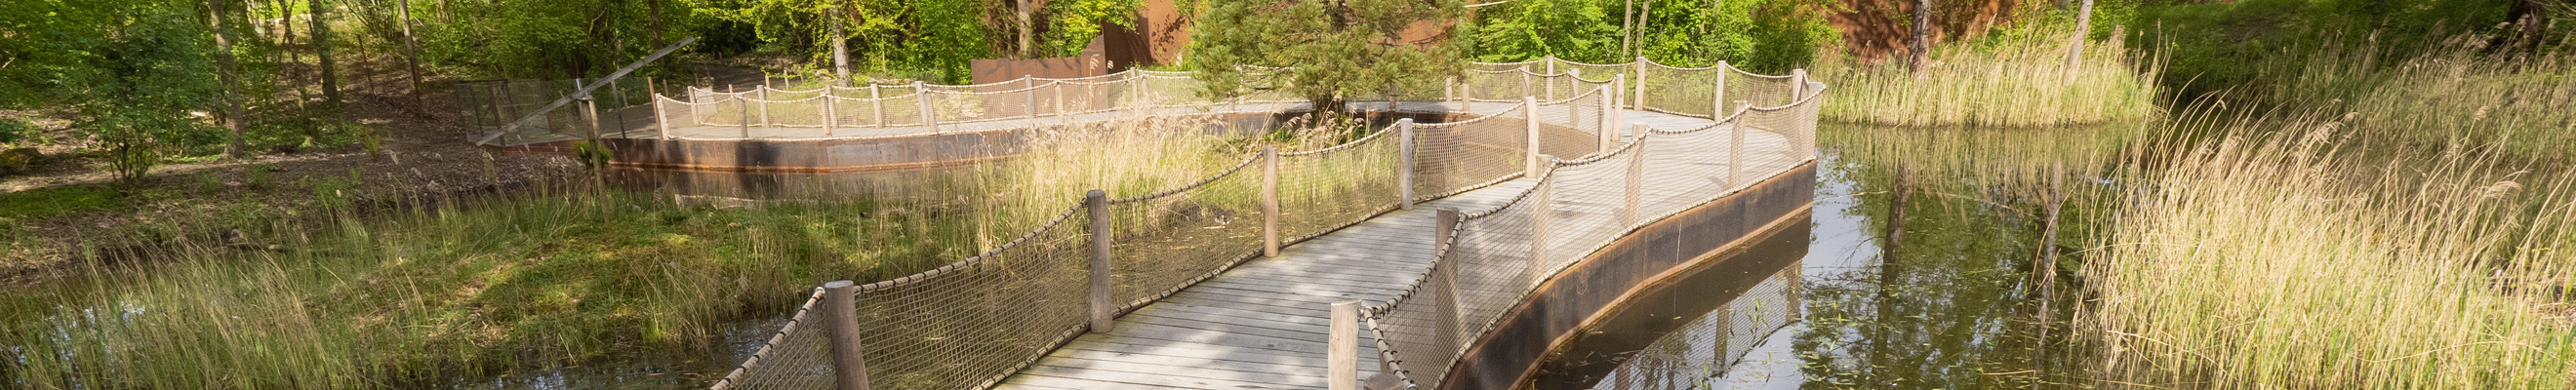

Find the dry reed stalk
[[2087, 115, 2576, 388], [1821, 33, 2163, 128]]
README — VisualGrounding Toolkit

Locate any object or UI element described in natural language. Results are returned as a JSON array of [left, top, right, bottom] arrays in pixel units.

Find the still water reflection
[[1538, 139, 2096, 389]]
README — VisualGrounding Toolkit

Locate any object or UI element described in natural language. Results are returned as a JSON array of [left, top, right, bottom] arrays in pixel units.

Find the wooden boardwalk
[[989, 109, 1737, 390]]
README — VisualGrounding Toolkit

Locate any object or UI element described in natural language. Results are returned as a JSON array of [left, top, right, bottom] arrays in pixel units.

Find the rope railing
[[474, 57, 1801, 146], [702, 62, 1821, 390], [1359, 80, 1826, 390]]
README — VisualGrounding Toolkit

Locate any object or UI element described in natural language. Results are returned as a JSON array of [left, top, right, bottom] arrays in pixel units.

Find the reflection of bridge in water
[[652, 58, 1827, 390]]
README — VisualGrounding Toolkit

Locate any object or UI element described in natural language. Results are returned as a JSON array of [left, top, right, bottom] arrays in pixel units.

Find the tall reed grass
[[2341, 45, 2576, 164], [0, 110, 1278, 388], [1819, 35, 2164, 128], [2087, 114, 2576, 388]]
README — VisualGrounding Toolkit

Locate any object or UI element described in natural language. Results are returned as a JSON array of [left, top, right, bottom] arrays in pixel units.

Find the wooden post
[[870, 84, 885, 127], [1632, 57, 1647, 110], [757, 86, 771, 126], [580, 96, 602, 141], [1597, 84, 1613, 155], [650, 77, 670, 139], [1431, 209, 1463, 351], [1025, 76, 1039, 119], [1530, 176, 1553, 271], [1729, 101, 1749, 188], [822, 281, 872, 390], [1609, 74, 1625, 140], [915, 82, 936, 134], [1263, 146, 1281, 257], [1088, 189, 1114, 333], [1791, 68, 1809, 102], [738, 91, 751, 138], [1398, 119, 1416, 210], [1544, 63, 1557, 99], [1524, 96, 1542, 177], [1711, 60, 1730, 117], [823, 94, 838, 137], [1626, 125, 1645, 227], [1329, 300, 1361, 390], [1443, 76, 1455, 101]]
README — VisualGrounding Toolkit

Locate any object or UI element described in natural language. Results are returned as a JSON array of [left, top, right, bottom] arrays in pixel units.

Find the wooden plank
[[1032, 356, 1332, 387], [1016, 364, 1318, 390]]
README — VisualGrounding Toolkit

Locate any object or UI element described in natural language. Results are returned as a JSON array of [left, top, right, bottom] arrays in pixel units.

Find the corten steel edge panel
[[590, 109, 1524, 173], [1441, 161, 1817, 390]]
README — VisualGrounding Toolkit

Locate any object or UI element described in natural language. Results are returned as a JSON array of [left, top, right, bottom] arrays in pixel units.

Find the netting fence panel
[[1533, 91, 1606, 159], [1641, 64, 1722, 118], [1410, 104, 1528, 201], [1722, 65, 1800, 110], [1460, 69, 1535, 101], [1634, 123, 1742, 219], [1276, 126, 1405, 243], [1107, 157, 1268, 311]]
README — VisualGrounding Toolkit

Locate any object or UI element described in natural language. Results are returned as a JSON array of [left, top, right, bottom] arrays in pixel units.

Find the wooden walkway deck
[[989, 109, 1735, 390]]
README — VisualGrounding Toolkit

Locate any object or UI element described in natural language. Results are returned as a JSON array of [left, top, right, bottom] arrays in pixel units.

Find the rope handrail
[[1358, 74, 1824, 389], [697, 61, 1823, 390]]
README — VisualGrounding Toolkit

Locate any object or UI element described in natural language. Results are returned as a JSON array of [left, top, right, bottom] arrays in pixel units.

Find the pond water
[[451, 123, 2128, 389], [1527, 123, 2131, 389]]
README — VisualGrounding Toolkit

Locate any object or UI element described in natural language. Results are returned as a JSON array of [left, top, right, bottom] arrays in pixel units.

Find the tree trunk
[[1017, 0, 1032, 58], [2065, 0, 2093, 70], [1637, 0, 1651, 58], [398, 0, 423, 97], [1910, 0, 1930, 75], [833, 3, 851, 84], [276, 0, 317, 141], [209, 0, 248, 157], [1622, 0, 1635, 58], [309, 0, 342, 110], [650, 0, 665, 47]]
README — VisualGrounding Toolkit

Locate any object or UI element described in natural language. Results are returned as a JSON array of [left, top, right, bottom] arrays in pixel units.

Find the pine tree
[[1189, 0, 1466, 115]]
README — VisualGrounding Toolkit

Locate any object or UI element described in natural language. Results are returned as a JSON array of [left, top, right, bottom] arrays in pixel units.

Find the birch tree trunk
[[2066, 0, 2093, 70]]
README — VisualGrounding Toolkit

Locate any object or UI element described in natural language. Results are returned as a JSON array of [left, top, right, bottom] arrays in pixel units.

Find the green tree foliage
[[1, 0, 222, 183], [2133, 0, 2529, 101], [1036, 0, 1146, 58], [1465, 0, 1835, 72], [688, 0, 1007, 83], [1190, 0, 1467, 114]]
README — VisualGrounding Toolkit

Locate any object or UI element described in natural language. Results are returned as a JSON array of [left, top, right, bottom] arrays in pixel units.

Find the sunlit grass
[[2087, 114, 2576, 388], [1819, 35, 2163, 128]]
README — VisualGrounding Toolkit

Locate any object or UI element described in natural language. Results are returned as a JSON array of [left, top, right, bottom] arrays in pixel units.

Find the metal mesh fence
[[1585, 262, 1801, 390]]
